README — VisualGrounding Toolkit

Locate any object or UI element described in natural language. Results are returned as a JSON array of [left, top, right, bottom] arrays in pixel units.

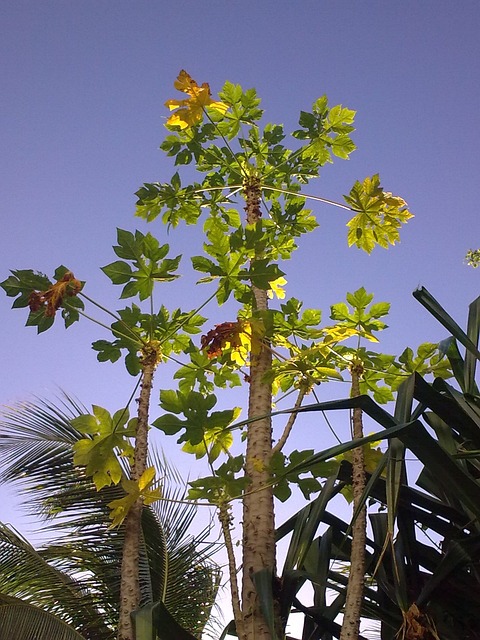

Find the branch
[[272, 386, 307, 455], [262, 185, 353, 211], [340, 362, 367, 640], [218, 501, 246, 640]]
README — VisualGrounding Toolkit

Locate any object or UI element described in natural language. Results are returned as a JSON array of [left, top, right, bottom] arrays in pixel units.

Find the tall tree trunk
[[340, 362, 366, 640], [241, 176, 277, 640], [117, 353, 157, 640]]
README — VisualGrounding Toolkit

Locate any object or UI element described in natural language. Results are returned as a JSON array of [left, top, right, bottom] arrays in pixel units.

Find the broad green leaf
[[181, 407, 240, 461], [101, 261, 133, 285], [72, 406, 136, 490], [159, 389, 184, 414], [152, 414, 186, 436]]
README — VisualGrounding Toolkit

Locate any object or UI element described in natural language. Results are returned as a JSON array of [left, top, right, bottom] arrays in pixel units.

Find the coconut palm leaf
[[0, 594, 86, 640], [0, 524, 112, 639], [0, 396, 221, 639]]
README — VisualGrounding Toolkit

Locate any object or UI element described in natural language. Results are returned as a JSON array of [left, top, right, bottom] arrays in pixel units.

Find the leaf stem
[[272, 386, 307, 455], [203, 109, 249, 180], [79, 291, 122, 321], [78, 292, 144, 343], [262, 185, 353, 211], [75, 309, 143, 347]]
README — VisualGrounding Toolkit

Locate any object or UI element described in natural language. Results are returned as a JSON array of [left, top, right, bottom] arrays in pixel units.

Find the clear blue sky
[[1, 1, 478, 548]]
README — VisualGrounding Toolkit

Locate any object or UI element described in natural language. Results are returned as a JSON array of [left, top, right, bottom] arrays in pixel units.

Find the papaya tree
[[2, 71, 415, 640]]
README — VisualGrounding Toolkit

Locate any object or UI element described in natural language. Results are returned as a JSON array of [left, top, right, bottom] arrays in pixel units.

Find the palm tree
[[0, 396, 221, 640]]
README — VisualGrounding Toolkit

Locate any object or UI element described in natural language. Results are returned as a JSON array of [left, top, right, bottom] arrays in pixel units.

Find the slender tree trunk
[[219, 501, 246, 640], [340, 362, 366, 640], [241, 176, 277, 640], [117, 354, 157, 640]]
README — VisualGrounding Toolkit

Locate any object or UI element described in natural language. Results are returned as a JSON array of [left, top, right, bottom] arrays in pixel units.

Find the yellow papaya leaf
[[108, 466, 162, 528], [72, 406, 136, 490], [322, 325, 359, 345], [345, 174, 414, 254], [138, 465, 156, 491], [267, 276, 287, 300], [165, 70, 228, 130]]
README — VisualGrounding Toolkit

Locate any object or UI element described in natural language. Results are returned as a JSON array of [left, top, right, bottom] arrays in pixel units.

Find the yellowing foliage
[[108, 466, 162, 528], [267, 276, 288, 300], [165, 70, 228, 130], [201, 320, 252, 366]]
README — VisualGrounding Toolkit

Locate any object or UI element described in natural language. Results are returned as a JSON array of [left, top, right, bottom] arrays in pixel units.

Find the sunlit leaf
[[72, 406, 136, 490], [267, 276, 287, 300], [181, 407, 240, 462], [165, 70, 228, 130], [345, 174, 414, 253], [108, 466, 162, 528]]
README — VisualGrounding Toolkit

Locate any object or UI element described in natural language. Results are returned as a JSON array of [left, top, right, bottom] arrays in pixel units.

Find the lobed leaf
[[345, 174, 414, 253]]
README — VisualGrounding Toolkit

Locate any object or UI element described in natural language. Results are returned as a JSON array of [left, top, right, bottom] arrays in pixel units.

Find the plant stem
[[272, 386, 307, 455], [218, 501, 246, 640], [340, 362, 366, 640], [262, 185, 354, 211], [241, 175, 277, 640], [117, 348, 158, 640]]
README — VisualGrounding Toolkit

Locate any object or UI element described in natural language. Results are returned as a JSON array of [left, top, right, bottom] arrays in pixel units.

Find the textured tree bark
[[340, 363, 366, 640], [219, 502, 246, 640], [240, 176, 277, 640], [117, 354, 157, 640]]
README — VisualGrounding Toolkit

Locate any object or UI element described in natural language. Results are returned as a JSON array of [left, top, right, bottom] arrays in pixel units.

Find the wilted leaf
[[201, 320, 252, 365], [27, 270, 83, 319]]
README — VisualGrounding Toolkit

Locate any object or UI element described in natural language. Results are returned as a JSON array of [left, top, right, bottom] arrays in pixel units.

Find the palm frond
[[0, 395, 221, 638], [0, 594, 87, 640], [0, 524, 113, 639]]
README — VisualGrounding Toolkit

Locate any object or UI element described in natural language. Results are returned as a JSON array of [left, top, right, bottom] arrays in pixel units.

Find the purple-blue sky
[[1, 1, 479, 548]]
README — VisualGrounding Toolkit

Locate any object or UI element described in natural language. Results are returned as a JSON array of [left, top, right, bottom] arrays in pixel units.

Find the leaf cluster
[[188, 455, 249, 503], [101, 228, 180, 300], [92, 304, 205, 376], [108, 466, 162, 528], [329, 287, 390, 343], [292, 95, 356, 165], [153, 390, 240, 462]]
